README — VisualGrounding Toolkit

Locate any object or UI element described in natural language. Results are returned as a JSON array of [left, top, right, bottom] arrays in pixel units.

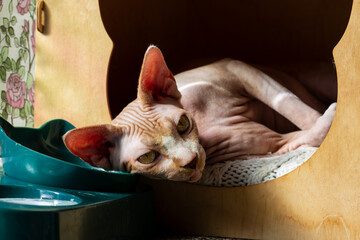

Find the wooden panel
[[142, 1, 360, 239], [34, 0, 112, 127]]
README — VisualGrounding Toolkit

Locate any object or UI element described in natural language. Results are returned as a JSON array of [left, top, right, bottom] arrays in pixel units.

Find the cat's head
[[63, 46, 206, 182]]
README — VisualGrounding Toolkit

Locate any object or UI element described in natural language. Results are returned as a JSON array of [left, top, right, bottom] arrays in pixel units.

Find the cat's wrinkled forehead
[[111, 99, 182, 139]]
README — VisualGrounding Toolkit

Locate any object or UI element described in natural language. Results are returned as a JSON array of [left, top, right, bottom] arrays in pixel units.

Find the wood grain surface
[[35, 0, 112, 127]]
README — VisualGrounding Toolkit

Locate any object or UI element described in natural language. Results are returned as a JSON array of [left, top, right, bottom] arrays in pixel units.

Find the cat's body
[[175, 59, 336, 164], [64, 46, 336, 182]]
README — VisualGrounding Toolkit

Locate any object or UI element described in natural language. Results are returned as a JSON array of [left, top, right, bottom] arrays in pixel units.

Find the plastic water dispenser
[[0, 117, 155, 240]]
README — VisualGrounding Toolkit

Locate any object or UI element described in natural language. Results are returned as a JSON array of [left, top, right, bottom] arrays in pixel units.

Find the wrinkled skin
[[64, 46, 336, 182]]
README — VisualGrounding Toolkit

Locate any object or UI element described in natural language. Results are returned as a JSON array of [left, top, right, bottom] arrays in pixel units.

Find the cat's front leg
[[276, 103, 336, 153], [224, 59, 322, 131]]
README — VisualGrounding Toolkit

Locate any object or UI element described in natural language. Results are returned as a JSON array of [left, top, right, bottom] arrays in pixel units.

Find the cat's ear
[[63, 124, 116, 170], [137, 45, 181, 103]]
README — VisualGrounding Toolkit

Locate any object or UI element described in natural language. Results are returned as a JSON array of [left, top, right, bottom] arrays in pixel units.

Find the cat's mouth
[[186, 159, 202, 182], [185, 157, 198, 169], [186, 148, 206, 183]]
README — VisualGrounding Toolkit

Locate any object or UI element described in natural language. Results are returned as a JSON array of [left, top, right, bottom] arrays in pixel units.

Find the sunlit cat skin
[[64, 46, 336, 182]]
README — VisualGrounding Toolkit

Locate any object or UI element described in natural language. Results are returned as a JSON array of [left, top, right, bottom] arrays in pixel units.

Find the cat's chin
[[188, 169, 203, 183], [167, 169, 203, 183], [143, 168, 203, 182]]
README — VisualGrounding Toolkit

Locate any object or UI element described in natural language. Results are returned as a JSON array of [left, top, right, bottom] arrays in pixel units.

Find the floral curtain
[[0, 0, 35, 127]]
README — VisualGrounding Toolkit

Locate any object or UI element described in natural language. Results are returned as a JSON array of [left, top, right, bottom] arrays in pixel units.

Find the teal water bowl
[[0, 185, 82, 208], [0, 118, 138, 192], [0, 181, 155, 240]]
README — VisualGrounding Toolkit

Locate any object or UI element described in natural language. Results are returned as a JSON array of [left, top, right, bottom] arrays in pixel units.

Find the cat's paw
[[276, 131, 310, 154], [293, 103, 336, 149], [277, 103, 336, 154], [308, 103, 336, 144]]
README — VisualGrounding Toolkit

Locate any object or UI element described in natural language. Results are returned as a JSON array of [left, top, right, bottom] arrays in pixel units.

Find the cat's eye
[[137, 151, 159, 164], [177, 115, 190, 134]]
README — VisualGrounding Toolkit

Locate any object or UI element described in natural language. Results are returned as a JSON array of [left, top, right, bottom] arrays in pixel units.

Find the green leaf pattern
[[0, 0, 35, 126]]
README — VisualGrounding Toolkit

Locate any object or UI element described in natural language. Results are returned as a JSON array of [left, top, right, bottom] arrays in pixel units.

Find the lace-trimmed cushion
[[198, 146, 317, 187]]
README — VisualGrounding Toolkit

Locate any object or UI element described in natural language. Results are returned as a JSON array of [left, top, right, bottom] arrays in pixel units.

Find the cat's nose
[[184, 156, 197, 169]]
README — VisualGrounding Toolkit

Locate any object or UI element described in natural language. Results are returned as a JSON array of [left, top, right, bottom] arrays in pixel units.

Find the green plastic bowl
[[0, 118, 138, 192]]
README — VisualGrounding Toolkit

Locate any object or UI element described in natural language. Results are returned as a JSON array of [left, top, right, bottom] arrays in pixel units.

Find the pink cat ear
[[63, 125, 115, 170], [138, 46, 181, 103]]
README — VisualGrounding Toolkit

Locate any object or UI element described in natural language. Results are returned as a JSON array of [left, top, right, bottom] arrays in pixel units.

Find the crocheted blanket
[[198, 146, 317, 187]]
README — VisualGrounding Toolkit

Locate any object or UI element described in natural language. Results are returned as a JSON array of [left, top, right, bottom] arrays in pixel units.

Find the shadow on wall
[[99, 0, 352, 118]]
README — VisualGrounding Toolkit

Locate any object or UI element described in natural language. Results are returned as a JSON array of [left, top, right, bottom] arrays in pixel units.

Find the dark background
[[99, 0, 352, 118]]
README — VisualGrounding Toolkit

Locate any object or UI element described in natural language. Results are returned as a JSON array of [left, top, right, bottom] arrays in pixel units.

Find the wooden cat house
[[35, 0, 358, 239]]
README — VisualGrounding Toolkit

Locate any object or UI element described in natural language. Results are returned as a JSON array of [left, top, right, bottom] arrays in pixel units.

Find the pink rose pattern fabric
[[16, 0, 30, 15], [30, 19, 35, 54], [6, 73, 25, 108], [0, 0, 35, 126], [28, 82, 34, 106]]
